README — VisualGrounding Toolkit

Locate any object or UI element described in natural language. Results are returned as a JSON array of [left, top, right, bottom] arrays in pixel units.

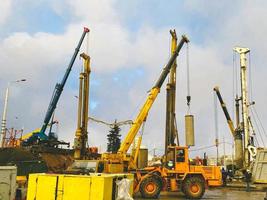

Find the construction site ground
[[135, 188, 266, 200]]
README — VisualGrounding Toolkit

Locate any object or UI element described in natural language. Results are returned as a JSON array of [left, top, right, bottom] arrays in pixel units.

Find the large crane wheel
[[140, 176, 162, 199], [182, 176, 205, 199]]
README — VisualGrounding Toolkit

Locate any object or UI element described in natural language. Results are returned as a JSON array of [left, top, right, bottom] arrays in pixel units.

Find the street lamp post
[[0, 79, 26, 147]]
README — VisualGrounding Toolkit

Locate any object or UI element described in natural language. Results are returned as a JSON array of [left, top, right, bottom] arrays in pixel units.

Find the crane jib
[[154, 35, 189, 89], [119, 35, 189, 154]]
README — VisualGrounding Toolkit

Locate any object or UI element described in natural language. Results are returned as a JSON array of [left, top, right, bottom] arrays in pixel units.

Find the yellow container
[[27, 173, 133, 200]]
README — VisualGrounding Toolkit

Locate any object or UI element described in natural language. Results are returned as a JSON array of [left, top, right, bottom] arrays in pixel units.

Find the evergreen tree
[[107, 120, 121, 153]]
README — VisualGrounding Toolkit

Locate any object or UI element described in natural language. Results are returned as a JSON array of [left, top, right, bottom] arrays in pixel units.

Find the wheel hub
[[190, 184, 200, 193], [146, 183, 156, 193]]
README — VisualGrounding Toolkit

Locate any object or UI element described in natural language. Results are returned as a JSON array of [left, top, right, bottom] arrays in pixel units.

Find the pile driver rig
[[73, 53, 91, 160], [214, 47, 257, 169]]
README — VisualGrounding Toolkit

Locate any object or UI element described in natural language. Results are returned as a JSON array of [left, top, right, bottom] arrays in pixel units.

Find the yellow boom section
[[118, 87, 159, 154], [118, 35, 189, 155]]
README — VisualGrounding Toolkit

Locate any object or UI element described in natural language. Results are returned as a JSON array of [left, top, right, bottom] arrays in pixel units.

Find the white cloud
[[0, 0, 12, 25], [65, 0, 118, 22], [1, 0, 267, 158]]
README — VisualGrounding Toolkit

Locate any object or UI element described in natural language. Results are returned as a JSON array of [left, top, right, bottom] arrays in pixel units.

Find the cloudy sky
[[0, 0, 267, 158]]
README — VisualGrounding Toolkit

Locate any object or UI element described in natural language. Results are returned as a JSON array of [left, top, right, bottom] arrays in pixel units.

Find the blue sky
[[0, 0, 267, 157]]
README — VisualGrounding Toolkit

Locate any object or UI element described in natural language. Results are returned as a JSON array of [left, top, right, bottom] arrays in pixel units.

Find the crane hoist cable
[[252, 106, 267, 138], [250, 107, 266, 146], [251, 113, 265, 147], [232, 50, 240, 122], [248, 52, 253, 102], [232, 51, 236, 120], [186, 42, 191, 113]]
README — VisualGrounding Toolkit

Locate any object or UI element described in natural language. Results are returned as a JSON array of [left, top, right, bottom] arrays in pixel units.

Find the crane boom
[[213, 86, 244, 168], [213, 86, 235, 135], [118, 35, 189, 155], [40, 27, 90, 135]]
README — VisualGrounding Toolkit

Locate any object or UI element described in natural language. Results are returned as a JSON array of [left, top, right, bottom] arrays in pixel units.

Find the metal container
[[252, 149, 267, 183], [27, 173, 134, 200], [138, 148, 148, 169], [185, 115, 195, 146], [0, 166, 17, 200]]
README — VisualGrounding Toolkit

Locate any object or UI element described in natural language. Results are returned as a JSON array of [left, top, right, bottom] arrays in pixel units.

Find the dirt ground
[[135, 188, 267, 200]]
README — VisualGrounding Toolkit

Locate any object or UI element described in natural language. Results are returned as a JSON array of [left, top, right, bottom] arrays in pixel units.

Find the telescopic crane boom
[[118, 35, 189, 155], [101, 35, 189, 172], [213, 86, 243, 168], [214, 87, 235, 134], [23, 27, 89, 145], [41, 28, 90, 135]]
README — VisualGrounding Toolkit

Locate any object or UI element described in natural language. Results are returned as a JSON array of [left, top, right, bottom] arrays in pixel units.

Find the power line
[[250, 109, 266, 147], [252, 106, 267, 138], [189, 144, 216, 152]]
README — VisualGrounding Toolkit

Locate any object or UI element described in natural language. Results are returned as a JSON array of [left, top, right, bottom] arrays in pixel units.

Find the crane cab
[[166, 146, 190, 173]]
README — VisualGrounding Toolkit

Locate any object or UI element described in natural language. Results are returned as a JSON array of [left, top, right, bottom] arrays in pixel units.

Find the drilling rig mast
[[74, 53, 91, 160], [233, 47, 253, 167]]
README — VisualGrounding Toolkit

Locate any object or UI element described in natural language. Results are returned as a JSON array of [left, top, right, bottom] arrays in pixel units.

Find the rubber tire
[[183, 176, 205, 199], [140, 176, 162, 199]]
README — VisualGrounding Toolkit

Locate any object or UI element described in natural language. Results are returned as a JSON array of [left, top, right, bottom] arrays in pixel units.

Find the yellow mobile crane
[[99, 35, 189, 173], [130, 33, 221, 199], [67, 34, 188, 172]]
